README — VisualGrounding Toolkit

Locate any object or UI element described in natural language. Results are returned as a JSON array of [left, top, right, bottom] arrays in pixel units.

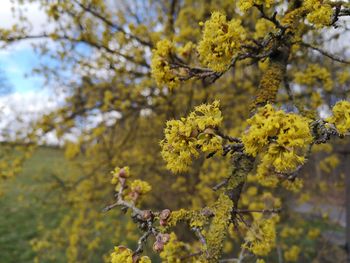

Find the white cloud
[[0, 0, 48, 31], [0, 89, 65, 143]]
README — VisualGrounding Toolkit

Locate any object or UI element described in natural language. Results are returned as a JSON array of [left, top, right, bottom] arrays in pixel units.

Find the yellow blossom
[[130, 179, 152, 195], [111, 166, 130, 184], [242, 104, 313, 185], [151, 40, 179, 89], [110, 246, 151, 263], [307, 228, 321, 239], [160, 233, 189, 262], [160, 101, 223, 173], [197, 12, 246, 72], [243, 217, 277, 256], [326, 100, 350, 134], [304, 0, 333, 28], [294, 64, 333, 91], [237, 0, 274, 12], [284, 245, 301, 262]]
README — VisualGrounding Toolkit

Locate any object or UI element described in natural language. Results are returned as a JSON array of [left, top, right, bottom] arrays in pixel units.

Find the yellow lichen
[[205, 194, 233, 262]]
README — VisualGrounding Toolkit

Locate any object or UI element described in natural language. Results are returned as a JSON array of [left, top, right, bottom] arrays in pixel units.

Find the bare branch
[[301, 42, 350, 64]]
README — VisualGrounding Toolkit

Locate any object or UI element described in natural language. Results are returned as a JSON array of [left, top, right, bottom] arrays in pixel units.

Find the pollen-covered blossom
[[151, 39, 179, 89], [243, 217, 277, 256], [237, 0, 274, 12], [242, 104, 313, 185], [160, 101, 223, 173], [304, 0, 333, 28], [326, 100, 350, 135], [130, 179, 152, 195], [197, 12, 246, 72], [110, 246, 151, 263]]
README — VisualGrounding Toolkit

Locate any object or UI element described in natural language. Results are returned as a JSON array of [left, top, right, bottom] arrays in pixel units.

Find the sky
[[0, 0, 48, 93], [0, 1, 65, 143]]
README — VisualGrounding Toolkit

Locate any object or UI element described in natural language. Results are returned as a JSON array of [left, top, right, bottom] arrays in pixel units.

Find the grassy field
[[0, 146, 346, 262], [0, 146, 68, 263]]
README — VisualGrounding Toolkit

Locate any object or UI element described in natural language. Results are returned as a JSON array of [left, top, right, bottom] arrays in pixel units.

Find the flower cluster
[[242, 105, 313, 186], [326, 100, 350, 134], [151, 39, 179, 89], [153, 233, 171, 253], [294, 64, 333, 91], [237, 0, 274, 12], [159, 233, 190, 262], [111, 166, 151, 201], [111, 166, 130, 184], [284, 245, 301, 262], [304, 0, 333, 28], [243, 217, 277, 256], [160, 101, 223, 173], [197, 12, 246, 72], [110, 246, 151, 263], [130, 180, 152, 195]]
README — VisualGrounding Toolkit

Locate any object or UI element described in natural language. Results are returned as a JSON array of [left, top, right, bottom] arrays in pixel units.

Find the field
[[0, 146, 68, 263], [0, 146, 346, 262]]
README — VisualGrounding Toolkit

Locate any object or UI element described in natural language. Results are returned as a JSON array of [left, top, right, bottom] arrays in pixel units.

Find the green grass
[[0, 146, 68, 263], [0, 146, 346, 263]]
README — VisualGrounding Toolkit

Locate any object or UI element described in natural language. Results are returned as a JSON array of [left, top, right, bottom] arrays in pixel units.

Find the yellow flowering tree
[[1, 0, 350, 262]]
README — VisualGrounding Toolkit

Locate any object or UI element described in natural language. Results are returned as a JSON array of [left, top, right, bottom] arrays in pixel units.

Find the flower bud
[[153, 241, 164, 253], [160, 209, 171, 220], [160, 233, 170, 243], [119, 168, 127, 177], [142, 210, 153, 220], [160, 219, 167, 226]]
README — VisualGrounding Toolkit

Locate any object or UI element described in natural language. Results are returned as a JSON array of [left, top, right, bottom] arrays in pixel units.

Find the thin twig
[[301, 42, 350, 64]]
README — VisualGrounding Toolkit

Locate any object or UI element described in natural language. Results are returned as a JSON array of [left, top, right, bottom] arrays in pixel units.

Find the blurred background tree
[[0, 0, 349, 262]]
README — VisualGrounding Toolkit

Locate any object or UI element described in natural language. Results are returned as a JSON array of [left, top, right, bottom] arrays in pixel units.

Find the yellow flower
[[237, 0, 274, 12], [160, 233, 188, 262], [294, 64, 333, 91], [130, 179, 152, 195], [326, 100, 350, 134], [284, 245, 301, 262], [307, 228, 320, 239], [151, 40, 179, 89], [242, 105, 313, 185], [197, 12, 246, 72], [243, 217, 277, 256], [304, 0, 333, 28], [160, 101, 223, 173], [111, 166, 130, 184], [110, 246, 151, 263], [319, 155, 340, 173]]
